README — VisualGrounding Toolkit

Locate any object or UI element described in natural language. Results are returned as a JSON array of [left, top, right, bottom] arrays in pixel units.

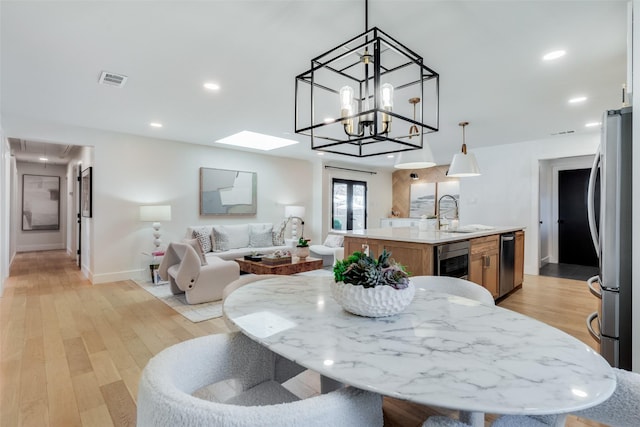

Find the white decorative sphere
[[330, 281, 415, 317]]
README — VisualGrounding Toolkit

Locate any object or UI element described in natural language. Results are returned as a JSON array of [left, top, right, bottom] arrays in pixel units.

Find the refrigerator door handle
[[587, 144, 601, 258], [586, 311, 601, 343], [587, 275, 602, 298]]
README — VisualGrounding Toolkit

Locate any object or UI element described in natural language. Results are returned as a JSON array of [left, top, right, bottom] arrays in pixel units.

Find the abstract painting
[[409, 182, 436, 218], [22, 174, 60, 231], [200, 167, 257, 215]]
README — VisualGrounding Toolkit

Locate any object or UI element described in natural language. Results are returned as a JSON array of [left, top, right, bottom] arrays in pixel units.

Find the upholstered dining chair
[[409, 276, 495, 305], [423, 367, 638, 427], [491, 367, 640, 427], [137, 332, 384, 427]]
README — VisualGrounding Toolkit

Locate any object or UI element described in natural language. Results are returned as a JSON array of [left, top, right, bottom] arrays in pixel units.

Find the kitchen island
[[343, 226, 525, 298]]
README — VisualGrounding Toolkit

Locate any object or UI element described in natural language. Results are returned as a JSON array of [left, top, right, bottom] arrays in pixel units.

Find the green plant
[[297, 237, 309, 247], [333, 249, 409, 289]]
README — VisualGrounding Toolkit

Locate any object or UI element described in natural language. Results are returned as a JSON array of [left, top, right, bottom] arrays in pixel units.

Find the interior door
[[77, 165, 82, 268], [558, 169, 598, 266]]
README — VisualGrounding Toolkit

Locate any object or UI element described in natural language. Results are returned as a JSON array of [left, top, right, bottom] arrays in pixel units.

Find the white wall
[[15, 161, 67, 252], [538, 159, 551, 266], [2, 114, 318, 283], [459, 132, 600, 275]]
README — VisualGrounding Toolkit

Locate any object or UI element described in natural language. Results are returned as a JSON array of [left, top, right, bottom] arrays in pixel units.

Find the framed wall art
[[409, 182, 436, 218], [22, 174, 60, 231], [200, 167, 257, 216], [81, 167, 92, 218]]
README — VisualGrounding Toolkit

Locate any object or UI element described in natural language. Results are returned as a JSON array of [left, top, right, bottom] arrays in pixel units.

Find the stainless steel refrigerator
[[586, 106, 632, 369]]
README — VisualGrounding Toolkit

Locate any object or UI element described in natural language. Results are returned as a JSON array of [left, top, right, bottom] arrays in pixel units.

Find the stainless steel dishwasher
[[499, 233, 515, 297]]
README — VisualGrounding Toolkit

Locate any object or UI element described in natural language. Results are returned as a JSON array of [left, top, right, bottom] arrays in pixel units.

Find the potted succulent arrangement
[[331, 249, 414, 317], [296, 237, 310, 260]]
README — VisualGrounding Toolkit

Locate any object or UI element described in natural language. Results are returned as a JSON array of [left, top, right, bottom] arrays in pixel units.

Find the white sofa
[[309, 233, 345, 267], [186, 223, 291, 262]]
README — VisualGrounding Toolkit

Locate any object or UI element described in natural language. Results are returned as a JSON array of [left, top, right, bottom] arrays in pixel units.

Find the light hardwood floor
[[1, 251, 608, 427]]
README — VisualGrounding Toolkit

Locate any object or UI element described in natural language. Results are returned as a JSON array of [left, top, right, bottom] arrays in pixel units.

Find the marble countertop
[[223, 276, 615, 416], [344, 226, 525, 244]]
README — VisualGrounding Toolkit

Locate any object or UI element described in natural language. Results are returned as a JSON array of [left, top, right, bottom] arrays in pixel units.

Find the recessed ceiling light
[[216, 131, 299, 151], [203, 82, 220, 91], [150, 122, 163, 128], [387, 154, 394, 158], [543, 50, 566, 61], [585, 122, 601, 128], [323, 117, 334, 124], [317, 152, 325, 156], [568, 96, 587, 104], [39, 157, 48, 161]]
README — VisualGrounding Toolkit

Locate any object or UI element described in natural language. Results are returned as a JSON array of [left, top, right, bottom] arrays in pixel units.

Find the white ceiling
[[0, 1, 628, 170]]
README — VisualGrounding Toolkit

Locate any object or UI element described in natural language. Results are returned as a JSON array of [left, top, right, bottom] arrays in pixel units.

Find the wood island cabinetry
[[343, 227, 524, 299], [343, 237, 434, 276], [468, 235, 500, 298]]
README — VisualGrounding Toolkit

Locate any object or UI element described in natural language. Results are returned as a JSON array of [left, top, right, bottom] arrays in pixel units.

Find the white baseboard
[[17, 243, 65, 252], [91, 269, 142, 284]]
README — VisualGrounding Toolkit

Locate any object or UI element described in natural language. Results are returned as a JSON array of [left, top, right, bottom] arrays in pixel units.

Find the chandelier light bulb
[[381, 83, 394, 109], [340, 86, 354, 111]]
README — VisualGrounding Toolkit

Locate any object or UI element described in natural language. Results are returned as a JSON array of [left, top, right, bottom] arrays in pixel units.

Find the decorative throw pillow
[[323, 234, 344, 248], [182, 238, 207, 266], [192, 227, 213, 253], [250, 229, 274, 247], [272, 219, 287, 246], [222, 224, 250, 249], [211, 226, 230, 251]]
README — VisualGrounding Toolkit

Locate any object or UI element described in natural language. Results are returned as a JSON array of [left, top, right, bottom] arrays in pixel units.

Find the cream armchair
[[159, 242, 240, 304]]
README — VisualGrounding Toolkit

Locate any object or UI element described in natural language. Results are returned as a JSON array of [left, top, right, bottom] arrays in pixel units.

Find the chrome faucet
[[437, 194, 459, 230]]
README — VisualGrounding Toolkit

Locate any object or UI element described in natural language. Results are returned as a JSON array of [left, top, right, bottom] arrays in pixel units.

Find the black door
[[558, 169, 598, 266]]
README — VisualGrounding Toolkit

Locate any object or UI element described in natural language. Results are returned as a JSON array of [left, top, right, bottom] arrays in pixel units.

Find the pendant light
[[447, 121, 480, 177], [294, 0, 440, 158], [394, 144, 436, 169]]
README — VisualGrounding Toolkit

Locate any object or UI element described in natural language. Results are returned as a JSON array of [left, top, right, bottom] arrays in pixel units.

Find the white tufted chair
[[491, 367, 640, 427], [137, 332, 384, 427], [410, 276, 495, 305]]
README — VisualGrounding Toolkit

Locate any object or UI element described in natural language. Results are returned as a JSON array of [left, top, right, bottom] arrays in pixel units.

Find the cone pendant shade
[[447, 121, 481, 177], [394, 144, 436, 169], [448, 151, 481, 177]]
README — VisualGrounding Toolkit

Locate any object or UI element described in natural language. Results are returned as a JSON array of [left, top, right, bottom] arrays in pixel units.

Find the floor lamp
[[139, 205, 172, 251]]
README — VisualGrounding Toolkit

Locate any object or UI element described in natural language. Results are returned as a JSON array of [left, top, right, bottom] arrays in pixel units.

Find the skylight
[[216, 131, 299, 151]]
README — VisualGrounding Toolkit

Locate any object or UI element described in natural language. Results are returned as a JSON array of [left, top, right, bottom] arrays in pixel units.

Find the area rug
[[132, 280, 222, 323]]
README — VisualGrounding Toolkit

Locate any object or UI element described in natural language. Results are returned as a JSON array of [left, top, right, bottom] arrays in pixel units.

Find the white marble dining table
[[222, 275, 615, 425]]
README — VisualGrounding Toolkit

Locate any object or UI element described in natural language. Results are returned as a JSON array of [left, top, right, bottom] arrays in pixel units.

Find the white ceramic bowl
[[330, 281, 415, 317]]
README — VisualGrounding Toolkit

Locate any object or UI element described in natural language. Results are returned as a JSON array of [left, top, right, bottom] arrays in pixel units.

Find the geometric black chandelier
[[295, 0, 439, 158]]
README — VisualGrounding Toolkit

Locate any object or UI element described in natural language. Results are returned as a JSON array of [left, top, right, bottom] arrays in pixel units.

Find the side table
[[141, 250, 168, 285]]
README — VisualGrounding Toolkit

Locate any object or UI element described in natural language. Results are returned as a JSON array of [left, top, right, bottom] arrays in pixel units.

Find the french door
[[332, 179, 367, 231]]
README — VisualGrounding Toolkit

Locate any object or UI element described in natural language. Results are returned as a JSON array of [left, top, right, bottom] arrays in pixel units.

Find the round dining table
[[223, 275, 615, 425]]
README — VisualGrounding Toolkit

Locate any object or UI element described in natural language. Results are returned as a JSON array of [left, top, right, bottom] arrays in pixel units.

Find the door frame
[[548, 155, 595, 264]]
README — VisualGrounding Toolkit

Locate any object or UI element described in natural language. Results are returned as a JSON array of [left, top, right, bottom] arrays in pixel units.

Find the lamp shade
[[394, 145, 436, 169], [447, 152, 481, 177], [284, 205, 305, 219], [139, 205, 172, 222]]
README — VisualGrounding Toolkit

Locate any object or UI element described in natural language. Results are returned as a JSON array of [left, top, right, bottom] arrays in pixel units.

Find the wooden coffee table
[[235, 257, 323, 275]]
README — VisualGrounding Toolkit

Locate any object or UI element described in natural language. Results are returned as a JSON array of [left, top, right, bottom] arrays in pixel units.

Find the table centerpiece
[[331, 249, 414, 317]]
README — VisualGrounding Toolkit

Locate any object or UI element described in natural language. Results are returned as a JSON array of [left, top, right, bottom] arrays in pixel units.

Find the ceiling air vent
[[550, 130, 575, 136], [98, 71, 128, 88]]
